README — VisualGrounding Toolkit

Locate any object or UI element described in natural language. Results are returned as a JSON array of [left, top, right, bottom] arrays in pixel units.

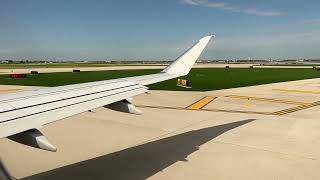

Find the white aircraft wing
[[0, 35, 213, 151]]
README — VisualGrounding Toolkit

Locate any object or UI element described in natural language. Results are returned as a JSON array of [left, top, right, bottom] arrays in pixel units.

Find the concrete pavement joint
[[213, 140, 319, 161]]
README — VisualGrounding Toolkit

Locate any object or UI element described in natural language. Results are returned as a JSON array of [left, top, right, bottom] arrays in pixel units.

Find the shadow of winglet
[[23, 119, 255, 180]]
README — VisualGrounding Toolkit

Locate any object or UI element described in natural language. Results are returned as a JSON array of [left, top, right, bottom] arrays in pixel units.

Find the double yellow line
[[273, 101, 320, 115], [141, 94, 320, 116], [273, 89, 320, 94], [138, 105, 272, 115], [226, 95, 311, 106]]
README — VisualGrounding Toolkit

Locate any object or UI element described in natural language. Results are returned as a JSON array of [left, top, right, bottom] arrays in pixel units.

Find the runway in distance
[[0, 35, 213, 152]]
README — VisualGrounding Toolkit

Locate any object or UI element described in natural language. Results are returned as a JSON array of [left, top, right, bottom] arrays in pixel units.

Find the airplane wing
[[0, 35, 213, 151]]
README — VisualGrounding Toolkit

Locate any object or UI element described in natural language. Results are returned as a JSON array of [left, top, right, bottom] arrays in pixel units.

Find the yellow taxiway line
[[137, 105, 273, 115], [226, 95, 311, 106], [139, 94, 320, 116], [273, 101, 320, 115], [273, 89, 320, 94], [0, 89, 21, 93], [186, 96, 216, 110]]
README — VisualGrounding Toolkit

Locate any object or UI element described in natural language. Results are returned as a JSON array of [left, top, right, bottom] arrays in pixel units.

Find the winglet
[[162, 35, 214, 76]]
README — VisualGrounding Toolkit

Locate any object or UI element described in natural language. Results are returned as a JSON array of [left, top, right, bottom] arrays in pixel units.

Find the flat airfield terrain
[[1, 68, 320, 91], [1, 63, 318, 75], [0, 77, 320, 179], [0, 64, 251, 74]]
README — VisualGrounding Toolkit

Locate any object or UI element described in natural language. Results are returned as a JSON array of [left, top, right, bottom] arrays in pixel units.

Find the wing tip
[[162, 35, 214, 76], [200, 35, 215, 42]]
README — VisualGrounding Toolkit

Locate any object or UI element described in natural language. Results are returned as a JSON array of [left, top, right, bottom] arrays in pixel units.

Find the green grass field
[[0, 68, 320, 91]]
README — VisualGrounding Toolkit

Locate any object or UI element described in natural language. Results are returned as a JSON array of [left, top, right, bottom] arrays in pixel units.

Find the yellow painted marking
[[241, 103, 256, 108], [273, 89, 320, 94], [186, 96, 216, 110], [227, 95, 311, 105], [137, 105, 272, 115], [273, 101, 320, 115], [138, 99, 320, 116], [0, 89, 21, 92]]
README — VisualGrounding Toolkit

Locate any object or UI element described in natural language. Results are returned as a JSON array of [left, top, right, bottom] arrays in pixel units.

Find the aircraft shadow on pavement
[[23, 119, 255, 180]]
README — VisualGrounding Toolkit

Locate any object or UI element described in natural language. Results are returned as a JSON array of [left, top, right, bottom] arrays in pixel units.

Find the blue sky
[[0, 0, 320, 60]]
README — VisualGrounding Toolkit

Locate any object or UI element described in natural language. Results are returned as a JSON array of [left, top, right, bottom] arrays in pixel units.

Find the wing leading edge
[[0, 35, 214, 150]]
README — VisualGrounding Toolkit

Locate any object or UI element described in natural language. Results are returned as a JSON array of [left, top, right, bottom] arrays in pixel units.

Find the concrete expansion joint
[[213, 140, 319, 161]]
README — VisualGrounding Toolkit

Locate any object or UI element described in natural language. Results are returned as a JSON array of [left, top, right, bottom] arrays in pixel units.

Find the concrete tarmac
[[0, 78, 320, 179]]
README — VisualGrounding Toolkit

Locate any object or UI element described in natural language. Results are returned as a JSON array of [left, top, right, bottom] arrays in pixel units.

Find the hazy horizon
[[1, 0, 320, 61]]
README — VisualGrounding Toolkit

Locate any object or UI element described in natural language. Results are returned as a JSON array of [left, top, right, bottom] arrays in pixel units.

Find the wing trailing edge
[[0, 35, 214, 152]]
